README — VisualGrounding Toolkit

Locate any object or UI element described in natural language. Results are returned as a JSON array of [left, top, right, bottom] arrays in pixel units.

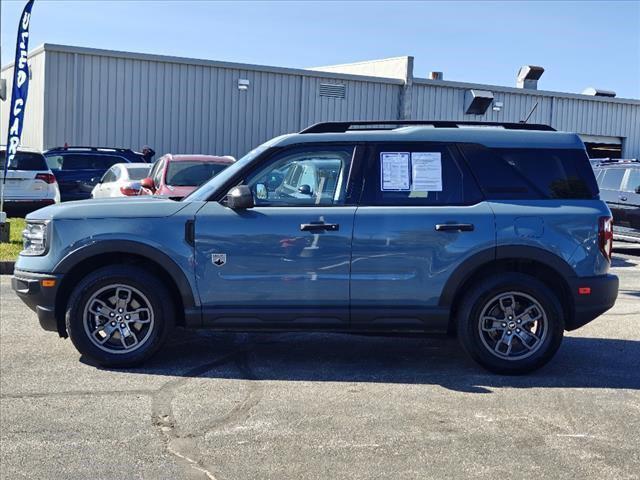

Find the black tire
[[65, 265, 175, 368], [457, 272, 564, 374]]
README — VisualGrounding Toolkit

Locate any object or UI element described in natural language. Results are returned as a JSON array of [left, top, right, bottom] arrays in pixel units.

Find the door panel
[[351, 204, 495, 329], [194, 143, 359, 328], [195, 203, 355, 327]]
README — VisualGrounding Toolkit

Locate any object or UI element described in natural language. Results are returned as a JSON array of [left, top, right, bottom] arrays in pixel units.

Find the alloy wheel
[[477, 291, 548, 360], [83, 284, 155, 354]]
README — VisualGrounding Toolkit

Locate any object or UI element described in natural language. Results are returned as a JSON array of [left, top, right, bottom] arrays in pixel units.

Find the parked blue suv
[[12, 121, 618, 373]]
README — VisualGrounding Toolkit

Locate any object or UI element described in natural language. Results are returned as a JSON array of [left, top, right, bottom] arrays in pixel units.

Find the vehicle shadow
[[96, 329, 640, 393]]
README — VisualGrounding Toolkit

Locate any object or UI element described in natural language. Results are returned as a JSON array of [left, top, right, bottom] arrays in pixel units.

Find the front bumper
[[566, 274, 619, 330], [11, 269, 63, 334]]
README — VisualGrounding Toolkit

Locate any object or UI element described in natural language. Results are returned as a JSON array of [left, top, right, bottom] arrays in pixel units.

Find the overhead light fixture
[[238, 79, 250, 91]]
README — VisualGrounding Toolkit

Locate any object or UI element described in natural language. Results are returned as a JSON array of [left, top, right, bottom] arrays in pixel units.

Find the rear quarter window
[[46, 153, 125, 170], [0, 151, 48, 171], [460, 145, 598, 200]]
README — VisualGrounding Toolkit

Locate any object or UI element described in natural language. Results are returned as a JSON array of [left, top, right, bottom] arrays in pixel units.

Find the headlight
[[21, 221, 49, 256]]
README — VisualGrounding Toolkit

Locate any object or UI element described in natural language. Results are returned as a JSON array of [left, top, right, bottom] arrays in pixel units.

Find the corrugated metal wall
[[412, 79, 640, 157], [0, 49, 46, 150], [552, 97, 640, 159], [43, 48, 401, 158], [5, 45, 638, 159]]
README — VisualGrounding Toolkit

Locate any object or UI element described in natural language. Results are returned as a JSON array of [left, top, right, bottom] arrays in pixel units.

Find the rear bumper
[[567, 274, 619, 330], [11, 269, 63, 335]]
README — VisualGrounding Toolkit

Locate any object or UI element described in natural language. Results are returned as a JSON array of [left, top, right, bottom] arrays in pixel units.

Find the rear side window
[[127, 167, 151, 180], [460, 145, 598, 199], [361, 143, 482, 206], [165, 162, 229, 187], [46, 153, 124, 170], [0, 151, 48, 171], [599, 168, 626, 191]]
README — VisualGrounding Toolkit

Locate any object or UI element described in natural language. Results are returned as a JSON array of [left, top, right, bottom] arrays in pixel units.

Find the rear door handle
[[620, 196, 628, 201], [300, 222, 339, 232], [435, 223, 475, 232]]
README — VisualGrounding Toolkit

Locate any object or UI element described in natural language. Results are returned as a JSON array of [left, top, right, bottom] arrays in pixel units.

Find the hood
[[26, 196, 191, 220]]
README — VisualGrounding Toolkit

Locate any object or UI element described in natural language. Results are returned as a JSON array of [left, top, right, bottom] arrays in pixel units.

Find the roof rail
[[299, 120, 556, 134], [592, 158, 639, 165], [46, 146, 136, 152]]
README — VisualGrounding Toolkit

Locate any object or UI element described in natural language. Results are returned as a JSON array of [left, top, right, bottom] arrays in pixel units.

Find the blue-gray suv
[[12, 121, 619, 373]]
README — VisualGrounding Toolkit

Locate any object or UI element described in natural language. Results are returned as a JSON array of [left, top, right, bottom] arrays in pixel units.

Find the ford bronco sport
[[12, 121, 619, 373]]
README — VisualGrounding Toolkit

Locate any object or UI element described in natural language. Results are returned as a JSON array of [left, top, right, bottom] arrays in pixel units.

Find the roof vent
[[319, 83, 346, 99], [516, 65, 544, 89], [582, 87, 616, 98], [429, 71, 443, 80], [464, 89, 494, 115]]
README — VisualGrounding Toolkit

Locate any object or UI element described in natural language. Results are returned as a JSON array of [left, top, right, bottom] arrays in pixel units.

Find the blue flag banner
[[2, 0, 35, 185]]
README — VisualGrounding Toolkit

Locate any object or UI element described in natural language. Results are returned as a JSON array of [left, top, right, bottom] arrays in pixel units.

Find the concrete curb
[[0, 261, 15, 275]]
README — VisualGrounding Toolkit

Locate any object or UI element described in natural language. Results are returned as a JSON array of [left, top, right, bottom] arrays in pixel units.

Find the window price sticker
[[411, 152, 442, 191], [381, 152, 410, 191]]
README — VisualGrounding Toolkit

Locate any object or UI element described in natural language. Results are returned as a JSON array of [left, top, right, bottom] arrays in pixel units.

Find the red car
[[140, 154, 235, 199]]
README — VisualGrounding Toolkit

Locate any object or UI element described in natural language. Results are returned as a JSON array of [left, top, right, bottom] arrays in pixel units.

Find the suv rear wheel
[[65, 265, 174, 367], [457, 273, 564, 374]]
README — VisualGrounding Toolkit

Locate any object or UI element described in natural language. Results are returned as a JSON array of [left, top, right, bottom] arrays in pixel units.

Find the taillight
[[598, 216, 613, 262], [35, 173, 56, 184], [120, 185, 140, 196]]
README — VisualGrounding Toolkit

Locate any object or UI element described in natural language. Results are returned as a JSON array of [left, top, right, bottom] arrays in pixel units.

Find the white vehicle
[[0, 147, 60, 215], [91, 163, 152, 198]]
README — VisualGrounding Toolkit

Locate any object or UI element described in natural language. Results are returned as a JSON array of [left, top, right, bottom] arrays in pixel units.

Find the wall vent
[[319, 83, 346, 99]]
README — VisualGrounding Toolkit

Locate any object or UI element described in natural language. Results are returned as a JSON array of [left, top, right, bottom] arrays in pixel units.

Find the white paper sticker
[[411, 152, 442, 191], [381, 152, 410, 190]]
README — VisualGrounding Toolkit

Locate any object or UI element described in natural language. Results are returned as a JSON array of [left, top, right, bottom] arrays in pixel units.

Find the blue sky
[[2, 0, 639, 98]]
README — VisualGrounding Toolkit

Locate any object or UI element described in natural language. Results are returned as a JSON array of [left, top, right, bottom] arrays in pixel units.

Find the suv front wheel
[[457, 273, 564, 374], [65, 265, 174, 368]]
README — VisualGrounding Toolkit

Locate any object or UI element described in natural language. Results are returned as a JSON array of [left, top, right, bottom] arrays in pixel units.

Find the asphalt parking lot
[[1, 246, 639, 480]]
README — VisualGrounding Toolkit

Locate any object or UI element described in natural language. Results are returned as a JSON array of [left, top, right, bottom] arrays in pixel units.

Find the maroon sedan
[[140, 154, 235, 199]]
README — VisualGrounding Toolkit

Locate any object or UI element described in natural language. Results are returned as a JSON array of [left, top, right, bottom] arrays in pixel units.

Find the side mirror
[[635, 186, 640, 194], [256, 183, 268, 200], [140, 177, 155, 190], [226, 185, 254, 209], [298, 184, 312, 195]]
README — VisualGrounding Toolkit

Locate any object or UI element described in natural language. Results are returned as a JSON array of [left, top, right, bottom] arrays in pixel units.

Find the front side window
[[244, 145, 354, 207], [600, 168, 626, 191]]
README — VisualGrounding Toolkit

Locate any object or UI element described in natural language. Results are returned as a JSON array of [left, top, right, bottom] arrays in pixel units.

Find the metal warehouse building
[[2, 43, 639, 159]]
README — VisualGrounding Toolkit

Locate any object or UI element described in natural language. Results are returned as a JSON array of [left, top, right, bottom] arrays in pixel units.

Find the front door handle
[[620, 196, 628, 201], [435, 223, 475, 232], [300, 222, 339, 232]]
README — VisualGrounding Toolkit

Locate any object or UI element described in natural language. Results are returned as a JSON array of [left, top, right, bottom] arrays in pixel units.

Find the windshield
[[1, 151, 49, 171], [184, 140, 276, 201]]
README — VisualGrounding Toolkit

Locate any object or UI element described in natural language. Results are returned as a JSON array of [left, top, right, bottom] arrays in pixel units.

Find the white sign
[[381, 152, 410, 191], [411, 152, 442, 192]]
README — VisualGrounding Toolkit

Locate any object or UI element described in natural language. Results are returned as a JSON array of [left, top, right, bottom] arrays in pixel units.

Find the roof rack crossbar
[[300, 120, 556, 134]]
